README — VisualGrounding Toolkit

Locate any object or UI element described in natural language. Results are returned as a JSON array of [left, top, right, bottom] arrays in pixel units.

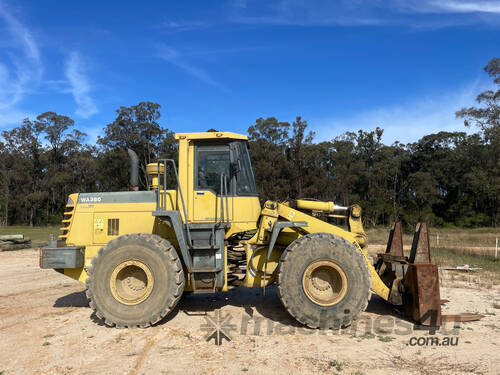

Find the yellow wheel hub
[[302, 259, 348, 306], [110, 260, 154, 305]]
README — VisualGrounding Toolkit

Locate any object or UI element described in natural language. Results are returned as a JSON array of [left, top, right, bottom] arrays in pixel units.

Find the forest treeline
[[1, 59, 499, 228]]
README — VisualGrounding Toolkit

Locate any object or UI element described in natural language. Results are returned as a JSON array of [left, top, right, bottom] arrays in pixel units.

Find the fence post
[[437, 234, 440, 247], [495, 238, 498, 260]]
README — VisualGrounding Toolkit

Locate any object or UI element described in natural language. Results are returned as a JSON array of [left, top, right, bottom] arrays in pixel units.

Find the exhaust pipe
[[127, 149, 139, 191]]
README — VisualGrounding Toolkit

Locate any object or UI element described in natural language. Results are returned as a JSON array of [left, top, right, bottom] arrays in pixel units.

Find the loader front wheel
[[86, 233, 184, 328], [277, 233, 371, 329]]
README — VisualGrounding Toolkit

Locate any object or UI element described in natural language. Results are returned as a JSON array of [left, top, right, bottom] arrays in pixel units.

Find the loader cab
[[176, 132, 261, 236], [194, 141, 258, 198]]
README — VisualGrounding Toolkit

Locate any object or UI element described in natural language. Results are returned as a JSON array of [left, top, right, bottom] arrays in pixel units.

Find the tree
[[0, 112, 96, 226], [327, 132, 363, 206], [0, 140, 7, 225], [35, 112, 75, 163], [34, 112, 77, 222], [247, 117, 291, 200], [456, 58, 500, 140], [1, 72, 498, 229], [1, 119, 46, 226], [287, 117, 315, 198], [97, 102, 174, 190], [456, 57, 500, 226]]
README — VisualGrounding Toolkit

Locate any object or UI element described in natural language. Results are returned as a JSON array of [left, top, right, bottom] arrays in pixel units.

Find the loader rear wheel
[[277, 233, 371, 329], [86, 233, 184, 328]]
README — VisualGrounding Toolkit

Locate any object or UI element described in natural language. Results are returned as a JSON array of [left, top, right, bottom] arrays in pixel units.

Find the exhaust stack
[[127, 149, 139, 191]]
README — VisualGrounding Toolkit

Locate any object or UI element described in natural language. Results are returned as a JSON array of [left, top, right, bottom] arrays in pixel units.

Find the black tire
[[86, 233, 184, 328], [277, 233, 371, 329]]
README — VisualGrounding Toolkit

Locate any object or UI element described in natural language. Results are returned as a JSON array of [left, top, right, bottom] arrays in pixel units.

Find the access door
[[192, 142, 233, 222]]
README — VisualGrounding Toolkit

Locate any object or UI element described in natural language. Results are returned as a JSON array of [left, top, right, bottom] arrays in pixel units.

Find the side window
[[196, 145, 230, 195], [235, 142, 258, 195]]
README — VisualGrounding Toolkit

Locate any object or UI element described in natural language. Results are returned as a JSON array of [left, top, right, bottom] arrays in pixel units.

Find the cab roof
[[175, 131, 248, 141]]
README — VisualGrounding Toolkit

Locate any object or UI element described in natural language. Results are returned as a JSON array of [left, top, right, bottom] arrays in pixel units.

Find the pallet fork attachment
[[375, 221, 484, 326]]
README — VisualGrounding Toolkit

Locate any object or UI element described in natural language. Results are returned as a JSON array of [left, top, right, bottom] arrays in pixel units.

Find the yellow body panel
[[66, 202, 156, 247], [62, 199, 160, 282], [192, 189, 260, 232], [192, 190, 232, 221], [241, 244, 283, 287]]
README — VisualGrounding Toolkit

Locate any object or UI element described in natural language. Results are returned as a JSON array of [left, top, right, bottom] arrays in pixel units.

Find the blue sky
[[0, 0, 499, 145]]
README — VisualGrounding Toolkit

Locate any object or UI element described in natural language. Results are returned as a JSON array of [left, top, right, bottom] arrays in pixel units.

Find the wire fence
[[366, 228, 500, 260]]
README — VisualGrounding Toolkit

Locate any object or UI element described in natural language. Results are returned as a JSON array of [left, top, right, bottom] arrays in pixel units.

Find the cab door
[[192, 142, 233, 222]]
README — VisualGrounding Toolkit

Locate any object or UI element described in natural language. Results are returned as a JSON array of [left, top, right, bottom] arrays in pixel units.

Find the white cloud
[[65, 51, 98, 118], [0, 2, 41, 126], [0, 3, 39, 62], [156, 43, 226, 90], [400, 1, 500, 14], [312, 81, 489, 145], [228, 0, 500, 28], [162, 20, 208, 32], [230, 0, 385, 27]]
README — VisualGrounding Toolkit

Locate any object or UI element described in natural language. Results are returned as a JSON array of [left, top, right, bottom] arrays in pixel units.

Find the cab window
[[195, 144, 230, 195], [234, 141, 258, 196]]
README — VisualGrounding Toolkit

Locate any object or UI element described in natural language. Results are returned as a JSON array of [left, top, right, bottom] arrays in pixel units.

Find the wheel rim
[[302, 259, 348, 306], [109, 260, 154, 305]]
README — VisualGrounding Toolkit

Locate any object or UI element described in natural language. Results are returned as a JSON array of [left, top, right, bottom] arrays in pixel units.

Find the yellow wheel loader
[[40, 131, 477, 329]]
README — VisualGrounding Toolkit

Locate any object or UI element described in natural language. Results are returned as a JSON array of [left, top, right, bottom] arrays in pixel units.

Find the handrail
[[156, 159, 193, 247], [217, 173, 224, 227], [156, 161, 161, 210], [224, 175, 229, 227], [216, 173, 230, 228]]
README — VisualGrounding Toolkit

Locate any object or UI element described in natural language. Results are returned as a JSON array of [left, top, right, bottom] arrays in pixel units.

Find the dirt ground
[[0, 249, 499, 375]]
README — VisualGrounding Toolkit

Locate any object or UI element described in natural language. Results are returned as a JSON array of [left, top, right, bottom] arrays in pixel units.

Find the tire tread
[[85, 233, 184, 328], [277, 233, 371, 329]]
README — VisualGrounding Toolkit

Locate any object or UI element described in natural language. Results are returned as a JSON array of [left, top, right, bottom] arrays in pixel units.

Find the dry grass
[[368, 226, 500, 285], [389, 354, 486, 375], [433, 247, 500, 285], [366, 226, 500, 257]]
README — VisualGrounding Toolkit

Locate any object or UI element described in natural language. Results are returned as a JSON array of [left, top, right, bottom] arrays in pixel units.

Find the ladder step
[[191, 267, 219, 273], [192, 289, 217, 294], [190, 245, 215, 250]]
